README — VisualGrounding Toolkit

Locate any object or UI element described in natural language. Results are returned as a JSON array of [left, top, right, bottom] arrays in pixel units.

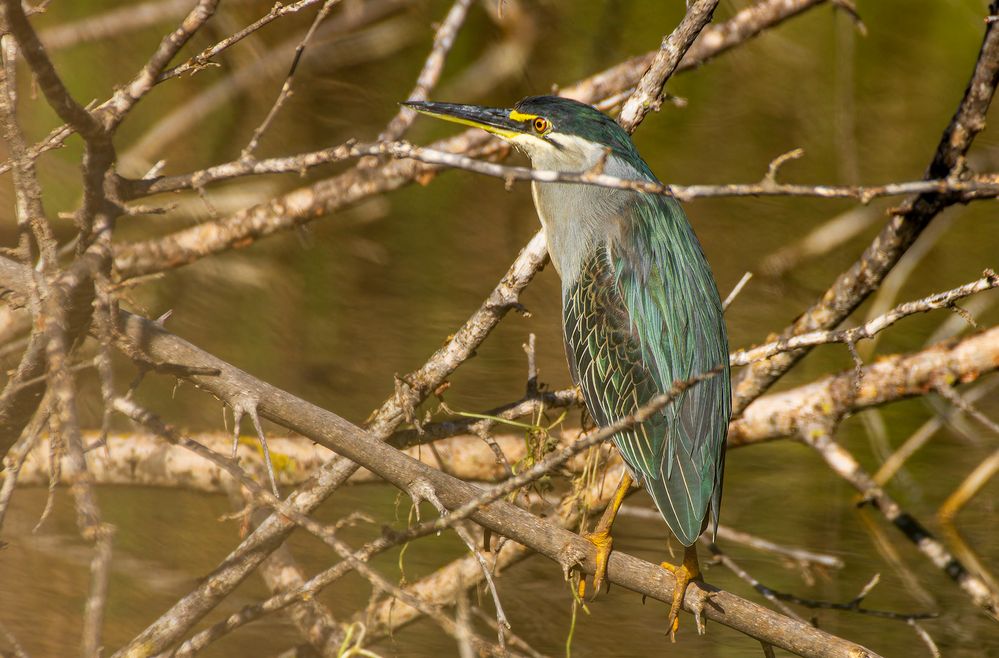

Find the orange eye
[[533, 117, 549, 133]]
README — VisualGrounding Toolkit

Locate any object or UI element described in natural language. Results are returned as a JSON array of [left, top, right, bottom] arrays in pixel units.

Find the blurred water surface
[[1, 0, 998, 655]]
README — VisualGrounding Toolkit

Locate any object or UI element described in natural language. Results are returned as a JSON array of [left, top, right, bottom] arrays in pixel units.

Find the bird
[[406, 95, 731, 637]]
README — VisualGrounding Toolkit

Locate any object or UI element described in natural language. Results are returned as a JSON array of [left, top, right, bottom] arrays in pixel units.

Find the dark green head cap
[[513, 96, 640, 158]]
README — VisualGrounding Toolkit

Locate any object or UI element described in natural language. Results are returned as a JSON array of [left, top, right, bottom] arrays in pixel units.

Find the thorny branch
[[729, 270, 998, 366], [241, 0, 341, 158], [158, 0, 325, 81], [113, 397, 517, 658]]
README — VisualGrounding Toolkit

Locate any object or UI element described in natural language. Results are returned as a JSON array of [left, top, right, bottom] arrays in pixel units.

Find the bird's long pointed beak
[[403, 101, 525, 139]]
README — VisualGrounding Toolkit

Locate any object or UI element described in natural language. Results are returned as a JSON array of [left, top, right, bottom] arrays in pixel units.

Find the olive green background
[[1, 1, 997, 655]]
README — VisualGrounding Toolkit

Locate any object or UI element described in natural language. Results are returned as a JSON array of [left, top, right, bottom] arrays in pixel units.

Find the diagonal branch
[[617, 0, 719, 133], [377, 0, 475, 143], [0, 0, 103, 140], [102, 0, 220, 128], [114, 397, 514, 658], [241, 0, 341, 158], [800, 423, 999, 618], [96, 232, 546, 655], [0, 273, 872, 657], [0, 253, 884, 656], [158, 0, 323, 81], [0, 0, 114, 236], [729, 271, 998, 366]]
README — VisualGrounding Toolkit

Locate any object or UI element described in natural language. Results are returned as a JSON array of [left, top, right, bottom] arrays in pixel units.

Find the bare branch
[[800, 423, 999, 618], [729, 271, 998, 366], [254, 535, 345, 656], [0, 390, 49, 533], [113, 397, 516, 658], [158, 0, 324, 81], [377, 0, 475, 142], [241, 0, 341, 158], [123, 138, 999, 203], [0, 0, 103, 140], [731, 1, 999, 414], [0, 34, 56, 263], [102, 0, 220, 127], [729, 327, 999, 446], [620, 507, 843, 570], [617, 0, 720, 133], [98, 232, 548, 655]]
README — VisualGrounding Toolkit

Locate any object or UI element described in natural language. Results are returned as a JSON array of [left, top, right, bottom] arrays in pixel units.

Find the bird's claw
[[692, 590, 718, 636], [580, 528, 613, 600], [661, 557, 701, 641]]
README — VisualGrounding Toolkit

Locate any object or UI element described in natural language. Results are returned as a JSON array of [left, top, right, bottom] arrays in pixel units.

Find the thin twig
[[800, 422, 998, 618], [113, 397, 513, 658], [241, 0, 341, 158], [0, 391, 50, 533], [158, 0, 323, 81], [102, 0, 220, 127], [705, 541, 805, 621], [729, 271, 998, 367], [722, 271, 753, 312], [377, 0, 474, 142], [620, 507, 843, 569]]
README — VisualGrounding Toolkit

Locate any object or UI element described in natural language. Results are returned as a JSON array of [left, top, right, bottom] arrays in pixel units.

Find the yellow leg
[[661, 544, 700, 641], [578, 472, 633, 599]]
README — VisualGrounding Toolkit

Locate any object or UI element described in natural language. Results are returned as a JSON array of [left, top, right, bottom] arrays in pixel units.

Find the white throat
[[509, 133, 642, 286]]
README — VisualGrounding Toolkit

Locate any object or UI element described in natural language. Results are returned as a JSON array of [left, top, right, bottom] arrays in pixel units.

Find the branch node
[[406, 476, 445, 522], [557, 541, 587, 582], [230, 396, 280, 498], [763, 147, 805, 186]]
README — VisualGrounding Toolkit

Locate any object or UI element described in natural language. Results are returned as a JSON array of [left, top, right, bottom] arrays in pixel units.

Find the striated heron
[[407, 96, 731, 636]]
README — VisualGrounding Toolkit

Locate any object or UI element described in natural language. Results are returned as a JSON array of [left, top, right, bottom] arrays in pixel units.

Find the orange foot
[[660, 545, 701, 641], [578, 528, 613, 599]]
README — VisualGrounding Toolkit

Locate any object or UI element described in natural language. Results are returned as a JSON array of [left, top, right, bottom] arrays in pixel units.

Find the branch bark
[[617, 0, 720, 133]]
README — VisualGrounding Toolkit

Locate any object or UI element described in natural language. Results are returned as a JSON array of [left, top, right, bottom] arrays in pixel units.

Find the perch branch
[[0, 255, 876, 657]]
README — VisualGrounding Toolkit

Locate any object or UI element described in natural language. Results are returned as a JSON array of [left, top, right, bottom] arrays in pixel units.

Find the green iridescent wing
[[562, 194, 731, 546]]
